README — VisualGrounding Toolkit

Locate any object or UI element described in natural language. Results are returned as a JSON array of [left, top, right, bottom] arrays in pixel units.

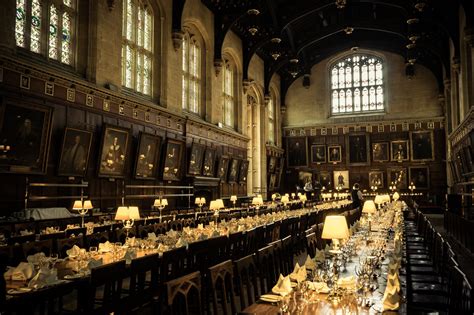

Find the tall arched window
[[223, 60, 235, 127], [182, 32, 201, 114], [330, 55, 384, 115], [267, 94, 275, 144], [122, 0, 153, 95], [15, 0, 76, 65]]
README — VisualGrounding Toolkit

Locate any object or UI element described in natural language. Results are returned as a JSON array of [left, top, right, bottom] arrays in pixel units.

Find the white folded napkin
[[87, 258, 103, 270], [28, 267, 58, 289], [337, 276, 357, 291], [197, 223, 204, 230], [304, 255, 317, 271], [272, 274, 292, 296], [237, 225, 244, 232], [98, 241, 114, 252], [175, 237, 187, 248], [19, 230, 33, 236], [387, 272, 401, 292], [307, 281, 330, 293], [27, 252, 46, 265], [167, 229, 178, 237], [315, 249, 326, 263], [147, 232, 157, 241], [290, 263, 307, 283], [382, 280, 401, 311], [4, 262, 34, 281], [124, 249, 137, 264], [66, 245, 86, 258]]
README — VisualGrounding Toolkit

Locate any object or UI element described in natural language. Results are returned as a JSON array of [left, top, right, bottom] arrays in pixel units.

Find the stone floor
[[425, 213, 474, 284]]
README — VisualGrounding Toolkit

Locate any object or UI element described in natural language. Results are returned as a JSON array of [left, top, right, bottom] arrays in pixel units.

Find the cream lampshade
[[299, 194, 307, 201], [128, 206, 140, 220], [281, 195, 289, 205], [153, 199, 161, 207], [321, 215, 349, 251], [271, 193, 277, 201], [230, 195, 238, 202], [209, 200, 220, 211], [72, 200, 83, 210], [393, 192, 400, 201], [115, 206, 130, 221], [216, 199, 225, 209], [252, 196, 264, 206], [382, 194, 391, 204], [161, 199, 168, 206], [83, 200, 93, 210], [362, 200, 377, 214], [374, 195, 384, 206]]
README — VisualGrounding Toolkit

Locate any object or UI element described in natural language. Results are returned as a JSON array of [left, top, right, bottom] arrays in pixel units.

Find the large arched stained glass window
[[223, 59, 235, 127], [15, 0, 76, 65], [122, 0, 153, 95], [330, 55, 384, 115]]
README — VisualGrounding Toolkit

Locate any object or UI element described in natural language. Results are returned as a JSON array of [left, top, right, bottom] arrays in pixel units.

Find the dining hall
[[0, 0, 473, 314]]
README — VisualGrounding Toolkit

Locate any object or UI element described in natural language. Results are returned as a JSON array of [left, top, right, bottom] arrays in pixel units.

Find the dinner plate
[[7, 287, 32, 295], [260, 294, 282, 303], [64, 273, 85, 280]]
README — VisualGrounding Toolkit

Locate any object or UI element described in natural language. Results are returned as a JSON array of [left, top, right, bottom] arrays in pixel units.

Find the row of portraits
[[267, 156, 284, 191], [0, 102, 249, 182], [315, 166, 430, 190], [287, 131, 435, 167]]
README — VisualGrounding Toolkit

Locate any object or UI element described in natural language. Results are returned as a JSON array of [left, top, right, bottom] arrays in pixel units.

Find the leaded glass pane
[[375, 62, 383, 85], [136, 53, 143, 92], [354, 88, 361, 111], [331, 68, 338, 89], [182, 37, 188, 72], [361, 64, 368, 86], [182, 74, 188, 109], [345, 66, 352, 88], [125, 45, 133, 88], [368, 63, 375, 85], [362, 87, 369, 111], [353, 65, 360, 87], [16, 0, 26, 47], [144, 10, 152, 51], [332, 91, 339, 113], [346, 89, 353, 112], [137, 7, 143, 48], [126, 0, 133, 41], [143, 55, 151, 95], [48, 5, 58, 59], [376, 86, 383, 109], [338, 67, 345, 89], [30, 0, 42, 53], [369, 87, 376, 110], [339, 90, 346, 112], [61, 12, 72, 64], [63, 0, 73, 8]]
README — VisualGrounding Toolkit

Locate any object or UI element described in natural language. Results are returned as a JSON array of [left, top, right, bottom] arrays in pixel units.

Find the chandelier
[[247, 9, 260, 36], [335, 0, 346, 9], [270, 37, 282, 60], [288, 59, 299, 78]]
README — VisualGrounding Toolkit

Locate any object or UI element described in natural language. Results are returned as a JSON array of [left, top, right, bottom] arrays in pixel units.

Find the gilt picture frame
[[134, 133, 162, 180]]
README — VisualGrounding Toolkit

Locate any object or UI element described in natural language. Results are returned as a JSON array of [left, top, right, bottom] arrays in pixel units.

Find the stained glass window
[[223, 61, 234, 127], [122, 0, 153, 95], [15, 0, 76, 65], [268, 94, 275, 143], [182, 33, 201, 114], [330, 55, 384, 115]]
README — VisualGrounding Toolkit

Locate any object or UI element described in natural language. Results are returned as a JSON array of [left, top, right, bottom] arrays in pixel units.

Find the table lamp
[[291, 192, 296, 200], [408, 182, 416, 195], [374, 195, 384, 211], [195, 197, 206, 212], [210, 199, 225, 224], [362, 200, 377, 232], [153, 198, 168, 222], [271, 193, 277, 205], [230, 195, 238, 208], [321, 215, 349, 253], [73, 200, 93, 228], [281, 195, 289, 208], [252, 196, 264, 215], [299, 194, 307, 207], [115, 206, 140, 237], [393, 192, 400, 201]]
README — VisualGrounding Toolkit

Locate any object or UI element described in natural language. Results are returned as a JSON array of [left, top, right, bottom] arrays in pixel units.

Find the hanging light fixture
[[335, 0, 347, 9], [414, 0, 427, 12], [270, 37, 282, 60], [407, 17, 420, 44], [344, 26, 354, 35], [247, 9, 260, 36], [406, 43, 417, 65], [288, 58, 299, 78]]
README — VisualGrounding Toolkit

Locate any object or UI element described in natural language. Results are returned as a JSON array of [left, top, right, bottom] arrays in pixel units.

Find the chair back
[[256, 245, 277, 294], [165, 271, 202, 315], [227, 231, 244, 260], [234, 254, 259, 309], [22, 239, 53, 258], [208, 260, 236, 315], [56, 236, 84, 258], [306, 232, 318, 258], [161, 246, 189, 282], [85, 231, 110, 248], [65, 227, 86, 237]]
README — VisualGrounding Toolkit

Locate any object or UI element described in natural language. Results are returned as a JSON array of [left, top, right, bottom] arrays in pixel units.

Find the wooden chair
[[137, 224, 156, 239], [124, 253, 160, 312], [256, 245, 277, 294], [208, 235, 229, 265], [306, 232, 318, 258], [208, 260, 236, 315], [22, 239, 53, 258], [84, 231, 110, 248], [114, 227, 135, 244], [164, 271, 202, 315], [8, 234, 35, 246], [188, 238, 210, 273], [161, 246, 189, 282], [92, 225, 112, 234], [243, 228, 257, 256], [268, 239, 283, 277], [56, 236, 84, 258], [227, 231, 244, 260], [80, 260, 126, 314], [234, 254, 259, 310], [169, 220, 183, 231], [280, 235, 293, 275], [153, 222, 168, 235]]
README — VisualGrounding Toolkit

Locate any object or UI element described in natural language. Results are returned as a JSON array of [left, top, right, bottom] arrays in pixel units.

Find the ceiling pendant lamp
[[407, 17, 420, 44], [247, 9, 260, 36], [335, 0, 347, 9], [270, 37, 282, 60], [414, 0, 427, 12], [288, 59, 299, 78]]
